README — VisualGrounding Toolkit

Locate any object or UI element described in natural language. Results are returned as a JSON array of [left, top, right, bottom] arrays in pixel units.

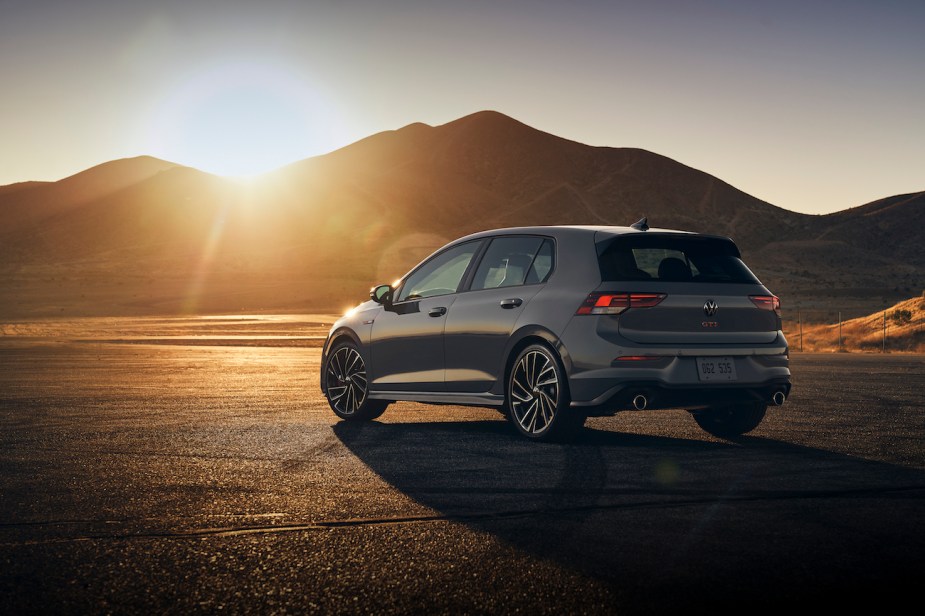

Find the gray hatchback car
[[320, 223, 791, 441]]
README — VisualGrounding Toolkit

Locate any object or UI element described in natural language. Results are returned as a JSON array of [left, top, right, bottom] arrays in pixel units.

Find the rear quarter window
[[597, 235, 760, 283], [470, 236, 555, 290]]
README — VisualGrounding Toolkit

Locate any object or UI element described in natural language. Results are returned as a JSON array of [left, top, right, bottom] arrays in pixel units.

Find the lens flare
[[147, 59, 345, 177], [182, 203, 230, 314]]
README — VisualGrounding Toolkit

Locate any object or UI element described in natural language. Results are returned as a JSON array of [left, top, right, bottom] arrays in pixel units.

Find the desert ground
[[1, 316, 924, 613]]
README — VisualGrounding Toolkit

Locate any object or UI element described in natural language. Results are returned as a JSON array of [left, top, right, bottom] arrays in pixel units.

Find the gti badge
[[703, 299, 718, 316]]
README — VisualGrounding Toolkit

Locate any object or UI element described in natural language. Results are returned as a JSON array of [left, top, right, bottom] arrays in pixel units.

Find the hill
[[0, 111, 921, 317], [787, 294, 925, 353]]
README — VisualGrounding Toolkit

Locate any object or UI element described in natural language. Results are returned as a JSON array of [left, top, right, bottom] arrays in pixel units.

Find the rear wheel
[[691, 402, 767, 438], [323, 342, 388, 421], [507, 344, 585, 442]]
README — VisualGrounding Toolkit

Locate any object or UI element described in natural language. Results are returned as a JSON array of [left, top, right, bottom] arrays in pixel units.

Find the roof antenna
[[630, 217, 649, 231]]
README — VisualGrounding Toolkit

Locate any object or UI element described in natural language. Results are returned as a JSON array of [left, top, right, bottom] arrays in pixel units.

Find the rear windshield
[[597, 234, 759, 283]]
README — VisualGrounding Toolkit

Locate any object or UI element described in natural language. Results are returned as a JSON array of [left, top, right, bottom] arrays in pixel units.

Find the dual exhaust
[[628, 390, 786, 411]]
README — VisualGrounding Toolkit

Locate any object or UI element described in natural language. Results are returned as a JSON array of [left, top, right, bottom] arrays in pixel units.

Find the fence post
[[838, 311, 842, 350], [882, 310, 886, 353]]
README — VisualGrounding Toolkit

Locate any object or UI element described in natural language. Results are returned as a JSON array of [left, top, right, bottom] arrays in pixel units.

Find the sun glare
[[148, 61, 344, 177]]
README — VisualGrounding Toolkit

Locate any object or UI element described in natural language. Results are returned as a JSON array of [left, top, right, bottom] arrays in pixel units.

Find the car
[[320, 221, 791, 441]]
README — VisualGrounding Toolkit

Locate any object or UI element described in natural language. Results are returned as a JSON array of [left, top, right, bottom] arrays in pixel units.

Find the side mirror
[[370, 284, 393, 306]]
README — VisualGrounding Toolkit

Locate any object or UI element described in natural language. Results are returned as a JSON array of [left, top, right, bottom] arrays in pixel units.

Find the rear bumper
[[567, 353, 791, 414], [572, 377, 791, 415]]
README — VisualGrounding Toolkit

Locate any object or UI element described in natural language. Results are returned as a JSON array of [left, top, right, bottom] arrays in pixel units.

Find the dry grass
[[785, 294, 925, 353]]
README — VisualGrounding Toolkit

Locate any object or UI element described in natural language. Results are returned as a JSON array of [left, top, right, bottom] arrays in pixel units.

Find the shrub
[[890, 309, 912, 326]]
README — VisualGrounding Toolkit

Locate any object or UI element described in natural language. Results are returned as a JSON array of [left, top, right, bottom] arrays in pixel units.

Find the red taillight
[[576, 292, 666, 315], [576, 294, 628, 315], [627, 293, 666, 308], [749, 294, 781, 317]]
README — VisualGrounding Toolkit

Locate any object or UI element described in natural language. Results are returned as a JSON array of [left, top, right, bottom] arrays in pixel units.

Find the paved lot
[[1, 335, 924, 613]]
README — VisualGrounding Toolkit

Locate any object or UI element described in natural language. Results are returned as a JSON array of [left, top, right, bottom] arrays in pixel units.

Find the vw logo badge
[[703, 300, 718, 316]]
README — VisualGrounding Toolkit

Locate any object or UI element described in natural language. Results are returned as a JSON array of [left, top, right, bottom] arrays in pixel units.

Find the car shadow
[[332, 419, 925, 611]]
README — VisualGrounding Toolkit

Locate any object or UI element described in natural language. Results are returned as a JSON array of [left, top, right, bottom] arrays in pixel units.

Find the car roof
[[454, 225, 695, 243]]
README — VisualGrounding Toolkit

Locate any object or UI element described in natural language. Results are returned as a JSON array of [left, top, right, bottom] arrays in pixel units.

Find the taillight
[[576, 292, 666, 315], [749, 295, 781, 317]]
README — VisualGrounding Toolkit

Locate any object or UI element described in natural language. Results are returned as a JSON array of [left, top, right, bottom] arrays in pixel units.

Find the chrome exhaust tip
[[771, 391, 786, 406], [632, 394, 648, 411]]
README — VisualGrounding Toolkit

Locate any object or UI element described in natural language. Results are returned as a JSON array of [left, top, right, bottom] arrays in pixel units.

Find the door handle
[[428, 306, 447, 317], [500, 298, 523, 309]]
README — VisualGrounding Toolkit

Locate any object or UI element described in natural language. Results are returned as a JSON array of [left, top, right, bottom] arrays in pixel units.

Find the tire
[[506, 344, 585, 442], [323, 342, 388, 421], [691, 402, 767, 438]]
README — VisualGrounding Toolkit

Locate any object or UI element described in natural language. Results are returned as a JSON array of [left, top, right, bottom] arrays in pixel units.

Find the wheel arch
[[496, 325, 572, 399], [320, 327, 364, 394]]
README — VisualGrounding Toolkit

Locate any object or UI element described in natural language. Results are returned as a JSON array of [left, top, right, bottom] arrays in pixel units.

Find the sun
[[148, 61, 343, 177]]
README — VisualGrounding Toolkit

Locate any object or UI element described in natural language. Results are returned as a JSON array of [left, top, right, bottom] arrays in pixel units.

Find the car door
[[368, 240, 483, 392], [444, 236, 554, 393]]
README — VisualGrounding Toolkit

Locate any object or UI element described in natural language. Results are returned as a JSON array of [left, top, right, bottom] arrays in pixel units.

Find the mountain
[[282, 111, 805, 246], [0, 111, 921, 317], [0, 156, 180, 242], [0, 181, 50, 197]]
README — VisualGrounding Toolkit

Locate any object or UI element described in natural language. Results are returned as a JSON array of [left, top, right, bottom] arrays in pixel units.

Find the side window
[[525, 239, 554, 284], [471, 236, 546, 291], [396, 241, 480, 302]]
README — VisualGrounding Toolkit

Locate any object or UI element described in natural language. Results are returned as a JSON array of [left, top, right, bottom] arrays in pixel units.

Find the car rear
[[559, 229, 791, 415]]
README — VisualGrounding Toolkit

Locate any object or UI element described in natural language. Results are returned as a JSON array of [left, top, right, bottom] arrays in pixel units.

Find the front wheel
[[691, 402, 767, 438], [506, 344, 585, 442], [323, 342, 388, 421]]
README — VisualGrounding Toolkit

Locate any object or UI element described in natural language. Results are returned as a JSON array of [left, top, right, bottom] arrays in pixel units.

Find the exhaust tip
[[632, 394, 648, 410], [772, 391, 786, 406]]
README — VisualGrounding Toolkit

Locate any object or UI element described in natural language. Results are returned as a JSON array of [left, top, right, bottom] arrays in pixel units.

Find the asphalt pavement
[[1, 341, 923, 614]]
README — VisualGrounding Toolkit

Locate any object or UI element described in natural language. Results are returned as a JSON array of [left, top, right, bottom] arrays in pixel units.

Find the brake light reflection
[[749, 295, 781, 317]]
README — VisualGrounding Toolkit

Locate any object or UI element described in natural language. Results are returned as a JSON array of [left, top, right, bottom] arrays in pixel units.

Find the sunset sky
[[1, 0, 922, 214]]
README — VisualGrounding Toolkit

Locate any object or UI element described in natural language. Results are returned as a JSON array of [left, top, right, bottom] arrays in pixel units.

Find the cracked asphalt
[[1, 337, 924, 613]]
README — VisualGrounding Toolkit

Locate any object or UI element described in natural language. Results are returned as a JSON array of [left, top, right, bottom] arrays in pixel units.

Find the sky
[[0, 0, 922, 214]]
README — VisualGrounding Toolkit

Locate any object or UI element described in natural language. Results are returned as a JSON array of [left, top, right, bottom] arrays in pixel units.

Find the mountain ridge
[[0, 111, 921, 317]]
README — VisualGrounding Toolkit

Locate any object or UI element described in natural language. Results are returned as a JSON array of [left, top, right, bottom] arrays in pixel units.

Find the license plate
[[696, 356, 737, 381]]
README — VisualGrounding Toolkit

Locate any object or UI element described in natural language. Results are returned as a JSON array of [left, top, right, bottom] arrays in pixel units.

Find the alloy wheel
[[325, 346, 369, 416], [510, 349, 560, 435]]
